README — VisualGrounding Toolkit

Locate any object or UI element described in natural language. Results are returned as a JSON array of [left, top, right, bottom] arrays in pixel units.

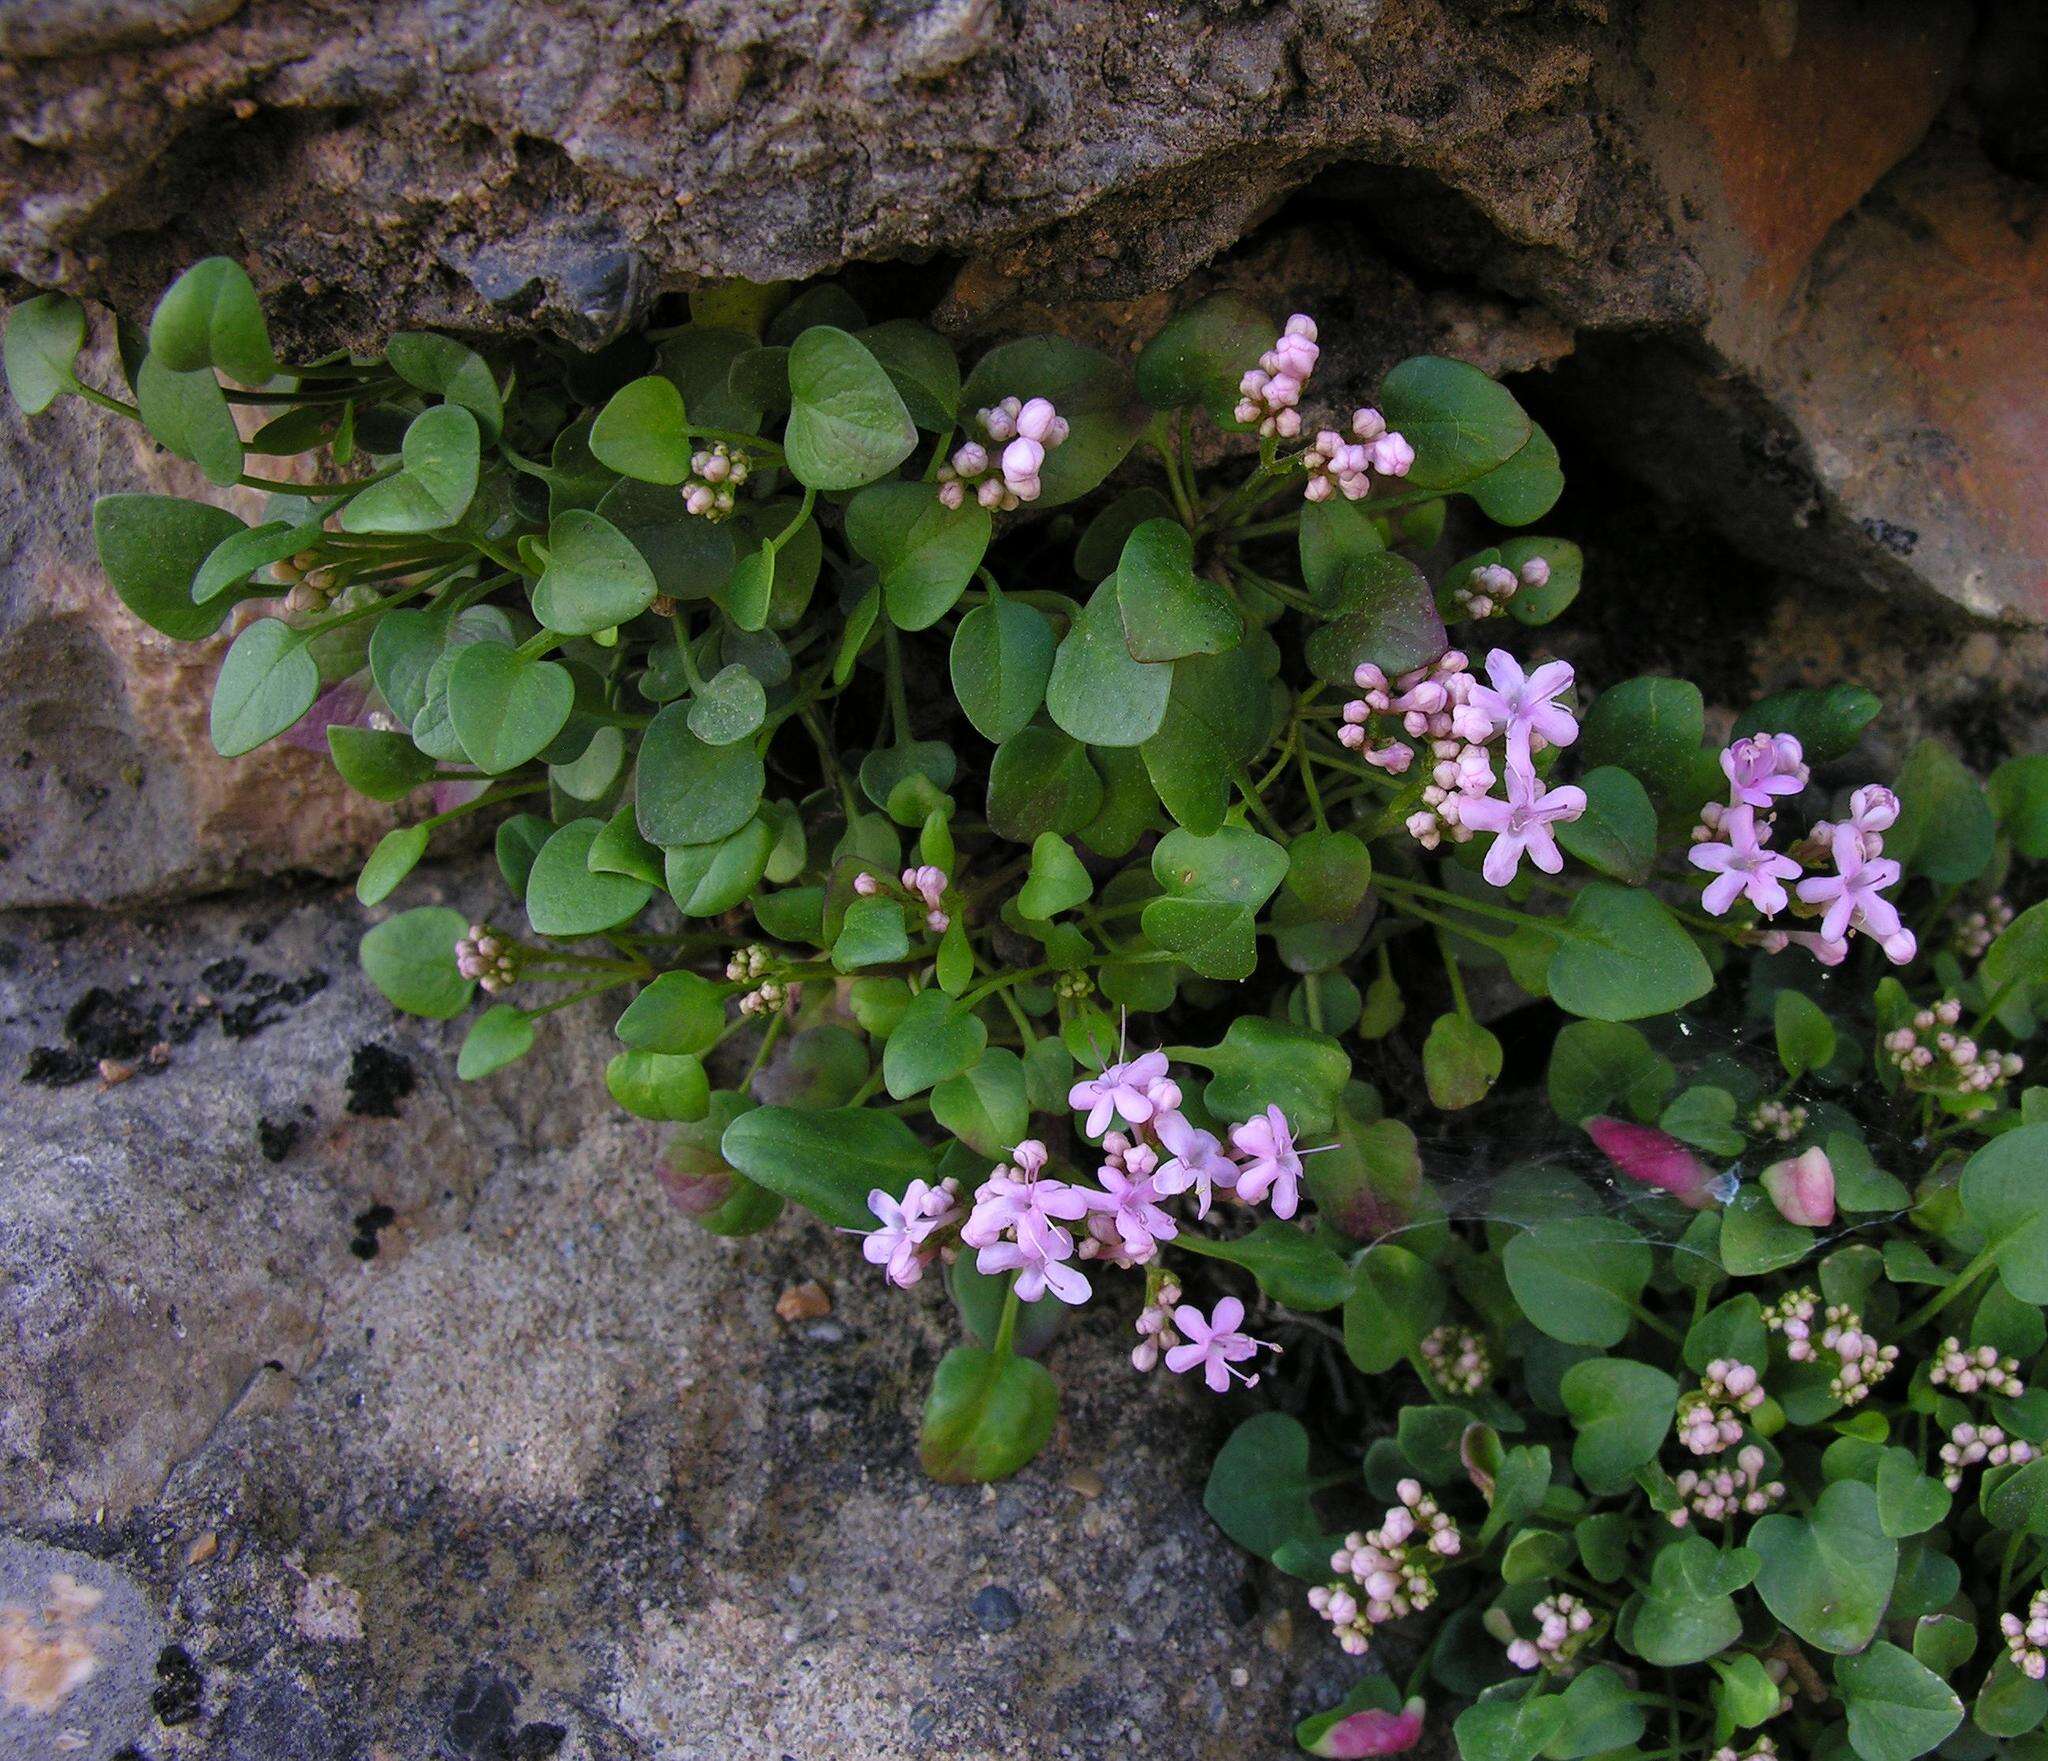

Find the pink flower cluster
[[1668, 1444, 1784, 1527], [1503, 1592, 1596, 1675], [454, 923, 517, 993], [1931, 1336, 2026, 1399], [682, 442, 750, 520], [852, 864, 951, 933], [1235, 314, 1321, 439], [2007, 1590, 2048, 1681], [1692, 745, 1916, 967], [937, 397, 1069, 510], [1765, 1289, 1897, 1405], [1883, 995, 2023, 1097], [1450, 555, 1547, 620], [1676, 1358, 1763, 1455], [1943, 1419, 2035, 1492], [1309, 1481, 1461, 1657], [859, 1177, 961, 1288], [1303, 409, 1414, 503]]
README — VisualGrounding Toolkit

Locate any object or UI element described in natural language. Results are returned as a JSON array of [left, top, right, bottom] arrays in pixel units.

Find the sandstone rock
[[0, 335, 402, 909], [0, 867, 1346, 1758], [0, 1536, 166, 1759]]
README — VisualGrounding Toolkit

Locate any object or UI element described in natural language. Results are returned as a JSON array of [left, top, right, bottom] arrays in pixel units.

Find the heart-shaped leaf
[[93, 494, 246, 641], [720, 1104, 936, 1231], [1140, 825, 1288, 980], [525, 818, 655, 936], [1017, 833, 1093, 920], [882, 988, 988, 1099], [1114, 518, 1240, 661], [783, 326, 917, 491], [845, 480, 991, 631], [1302, 552, 1445, 683], [589, 374, 692, 483], [1046, 579, 1173, 748], [687, 662, 768, 745], [148, 256, 278, 382], [359, 905, 474, 1019], [530, 509, 658, 635], [210, 618, 319, 755], [341, 404, 480, 534], [1752, 1480, 1897, 1654], [950, 594, 1056, 744], [446, 642, 575, 773], [4, 292, 86, 413]]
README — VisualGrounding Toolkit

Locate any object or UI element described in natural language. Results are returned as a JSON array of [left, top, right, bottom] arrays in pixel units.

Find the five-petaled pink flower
[[1796, 826, 1905, 945], [1068, 1051, 1174, 1136], [859, 1179, 956, 1288], [1082, 1165, 1179, 1260], [1165, 1296, 1273, 1392], [1467, 650, 1578, 767], [1459, 765, 1587, 888], [1721, 733, 1808, 809], [1153, 1110, 1240, 1217], [1689, 805, 1802, 916], [1231, 1105, 1306, 1219]]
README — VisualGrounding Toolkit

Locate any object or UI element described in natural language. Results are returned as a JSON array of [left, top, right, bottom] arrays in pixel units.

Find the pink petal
[[1583, 1117, 1718, 1209]]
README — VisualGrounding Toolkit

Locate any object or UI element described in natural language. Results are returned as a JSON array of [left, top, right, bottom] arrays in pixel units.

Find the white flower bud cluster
[[937, 398, 1068, 510], [1710, 1737, 1779, 1761], [1131, 1278, 1184, 1372], [1952, 894, 2014, 959], [1451, 556, 1549, 620], [1676, 1359, 1764, 1455], [683, 442, 750, 520], [1884, 996, 2023, 1097], [1668, 1445, 1785, 1526], [282, 551, 340, 614], [454, 924, 518, 993], [1308, 1481, 1462, 1657], [2006, 1590, 2048, 1681], [1799, 1301, 1897, 1405], [1932, 1336, 2026, 1399], [1748, 1099, 1807, 1142], [1941, 1420, 2036, 1491], [737, 977, 801, 1018], [1504, 1592, 1595, 1675], [1419, 1324, 1490, 1397]]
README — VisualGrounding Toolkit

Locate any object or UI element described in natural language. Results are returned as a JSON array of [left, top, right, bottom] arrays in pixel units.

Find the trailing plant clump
[[11, 262, 2048, 1761]]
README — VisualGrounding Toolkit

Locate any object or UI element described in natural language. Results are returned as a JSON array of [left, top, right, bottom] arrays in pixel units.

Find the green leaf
[[589, 374, 691, 483], [1179, 1220, 1350, 1311], [1960, 1127, 2048, 1302], [1546, 1020, 1674, 1125], [1775, 988, 1838, 1079], [605, 1050, 710, 1121], [1466, 424, 1564, 525], [1983, 899, 2048, 1035], [91, 493, 245, 641], [1501, 536, 1581, 625], [783, 326, 917, 490], [986, 726, 1103, 842], [360, 906, 473, 1019], [1543, 1664, 1643, 1758], [1976, 1656, 2048, 1739], [1631, 1536, 1747, 1667], [193, 518, 321, 605], [637, 702, 765, 845], [386, 331, 504, 440], [355, 823, 428, 906], [1834, 1642, 1963, 1761], [1554, 766, 1656, 885], [1658, 1085, 1745, 1156], [1991, 754, 2048, 858], [1424, 1014, 1502, 1110], [1735, 683, 1881, 764], [446, 643, 575, 773], [531, 509, 658, 635], [685, 662, 767, 746], [832, 894, 911, 971], [950, 595, 1056, 744], [1378, 355, 1532, 490], [1875, 1448, 1951, 1539], [210, 618, 319, 756], [148, 256, 277, 382], [525, 819, 654, 936], [882, 988, 988, 1099], [495, 814, 552, 899], [1192, 1016, 1351, 1137], [340, 404, 480, 534], [1141, 825, 1289, 980], [1134, 293, 1274, 419], [1503, 1217, 1651, 1347], [664, 815, 774, 916], [1719, 1187, 1814, 1276], [1303, 552, 1445, 683], [1561, 1358, 1677, 1492], [1343, 1244, 1444, 1373], [930, 1050, 1030, 1160], [4, 292, 85, 413], [720, 1104, 936, 1230], [1887, 738, 1994, 884], [327, 727, 435, 802], [1284, 828, 1372, 920], [1141, 641, 1275, 835], [1202, 1413, 1323, 1560], [616, 971, 726, 1055], [1546, 883, 1711, 1023], [458, 1005, 535, 1080], [1451, 1691, 1569, 1761], [1751, 1480, 1897, 1654], [136, 353, 242, 485], [1046, 580, 1173, 747], [1017, 833, 1093, 920], [845, 480, 991, 631], [1113, 518, 1240, 661], [919, 1345, 1058, 1483], [858, 319, 959, 431], [1578, 677, 1707, 806]]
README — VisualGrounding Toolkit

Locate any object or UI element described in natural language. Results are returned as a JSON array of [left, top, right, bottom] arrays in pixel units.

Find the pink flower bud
[[953, 441, 988, 477], [853, 872, 879, 896], [937, 481, 965, 510], [1351, 406, 1386, 441], [1371, 433, 1415, 477], [1303, 474, 1334, 503], [1583, 1117, 1719, 1209], [1762, 1145, 1835, 1227], [1306, 1697, 1426, 1757], [1001, 436, 1045, 488], [1284, 313, 1318, 341], [1015, 397, 1058, 443]]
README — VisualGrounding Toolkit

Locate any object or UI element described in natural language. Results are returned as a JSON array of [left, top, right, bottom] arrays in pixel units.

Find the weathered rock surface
[[3, 0, 2041, 621], [0, 868, 1339, 1759], [0, 337, 401, 909]]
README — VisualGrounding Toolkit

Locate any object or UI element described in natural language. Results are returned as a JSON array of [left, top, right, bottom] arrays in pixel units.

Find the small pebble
[[775, 1281, 833, 1323], [971, 1584, 1022, 1634]]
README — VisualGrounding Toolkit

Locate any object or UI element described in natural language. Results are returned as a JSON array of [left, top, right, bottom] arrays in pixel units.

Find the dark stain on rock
[[152, 1642, 205, 1726], [350, 1203, 397, 1261], [345, 1043, 415, 1118], [258, 1116, 301, 1162], [442, 1661, 566, 1760]]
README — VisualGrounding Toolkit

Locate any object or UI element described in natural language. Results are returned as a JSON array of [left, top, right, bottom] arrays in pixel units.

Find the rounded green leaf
[[356, 823, 429, 906], [1046, 580, 1172, 748], [882, 988, 988, 1099], [606, 1050, 710, 1121], [919, 1345, 1058, 1484], [526, 818, 654, 937], [637, 703, 766, 847], [1960, 1127, 2048, 1303], [951, 595, 1056, 744], [531, 509, 658, 635], [616, 971, 726, 1056], [589, 374, 691, 483], [783, 326, 917, 491], [360, 906, 473, 1019], [686, 663, 768, 746], [1113, 518, 1240, 661], [1016, 833, 1093, 920], [135, 354, 242, 486], [1378, 355, 1532, 489], [930, 1049, 1030, 1160], [459, 1005, 535, 1080], [446, 643, 576, 774], [1503, 1216, 1652, 1347], [340, 404, 480, 534], [386, 331, 503, 440], [1302, 552, 1446, 683], [1177, 1220, 1350, 1311], [986, 725, 1102, 843], [210, 618, 319, 756], [845, 480, 991, 630], [1555, 765, 1656, 885], [1135, 293, 1275, 419], [1547, 883, 1712, 1023], [148, 257, 277, 382], [1141, 825, 1289, 981], [4, 292, 86, 414], [92, 493, 246, 641], [1202, 1413, 1323, 1560], [1423, 1013, 1503, 1110], [1751, 1480, 1898, 1655], [720, 1104, 936, 1230], [1560, 1358, 1678, 1493]]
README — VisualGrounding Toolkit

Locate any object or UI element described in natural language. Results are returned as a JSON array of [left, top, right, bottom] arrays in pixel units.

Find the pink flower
[[1069, 1051, 1172, 1137], [1152, 1110, 1239, 1218], [1848, 784, 1899, 835], [1164, 1296, 1274, 1392], [1689, 805, 1802, 916], [1082, 1164, 1179, 1261], [1370, 432, 1415, 478], [967, 1152, 1093, 1306], [1468, 650, 1578, 768], [1014, 397, 1068, 446], [1787, 929, 1851, 967], [1721, 733, 1808, 809], [1796, 826, 1904, 945], [1230, 1104, 1304, 1219], [1000, 435, 1045, 499], [1306, 1698, 1428, 1757], [1762, 1146, 1835, 1228], [1583, 1117, 1718, 1209], [860, 1179, 957, 1288], [1458, 764, 1586, 887]]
